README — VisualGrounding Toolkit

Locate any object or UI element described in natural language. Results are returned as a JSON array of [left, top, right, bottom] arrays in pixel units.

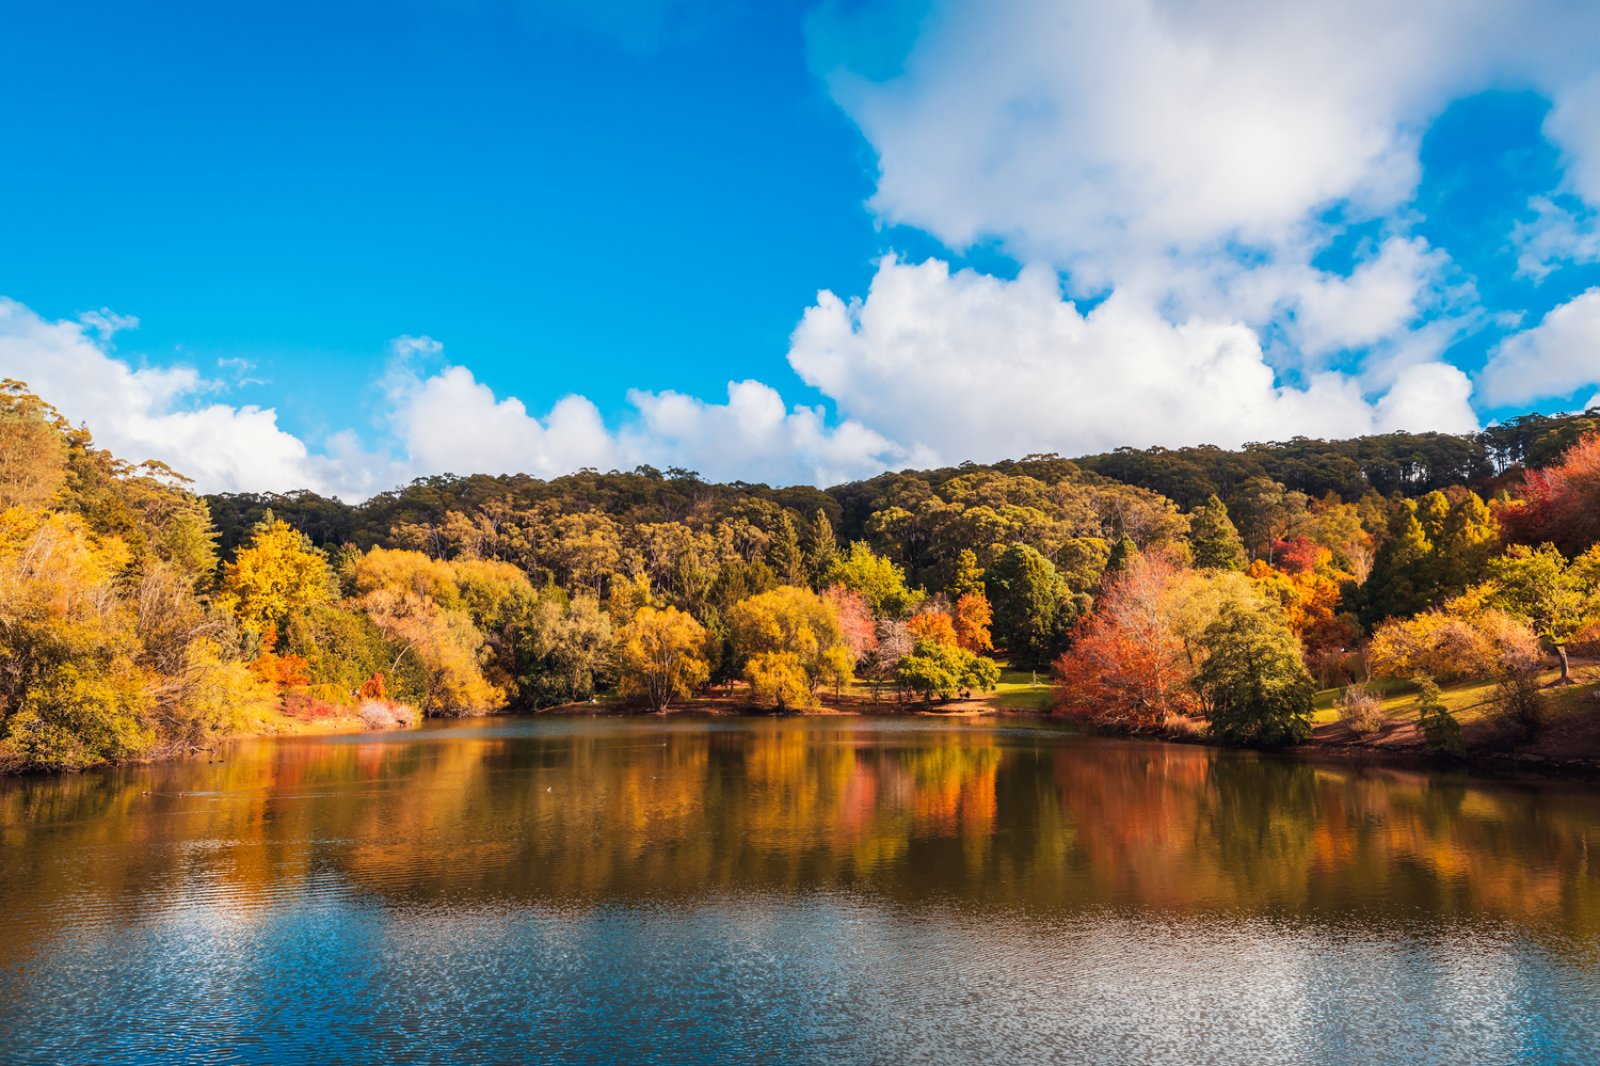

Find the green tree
[[826, 541, 922, 616], [767, 512, 805, 587], [803, 509, 838, 590], [1104, 534, 1138, 576], [984, 544, 1078, 669], [896, 639, 1000, 703], [1195, 601, 1314, 747], [1414, 676, 1464, 757], [1484, 543, 1600, 683], [1189, 494, 1247, 571]]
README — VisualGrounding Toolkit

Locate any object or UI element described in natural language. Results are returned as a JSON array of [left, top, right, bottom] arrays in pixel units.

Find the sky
[[3, 0, 1600, 499]]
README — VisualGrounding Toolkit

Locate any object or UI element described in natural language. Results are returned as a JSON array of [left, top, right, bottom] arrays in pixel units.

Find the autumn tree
[[1368, 599, 1540, 683], [745, 651, 814, 711], [952, 592, 993, 653], [907, 609, 960, 648], [728, 586, 853, 697], [0, 381, 69, 510], [823, 585, 877, 662], [616, 606, 710, 712], [1483, 543, 1600, 682], [1053, 552, 1199, 728], [219, 517, 336, 638], [1502, 432, 1600, 556]]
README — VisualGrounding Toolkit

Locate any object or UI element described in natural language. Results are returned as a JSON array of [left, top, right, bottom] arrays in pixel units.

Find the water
[[3, 716, 1600, 1064]]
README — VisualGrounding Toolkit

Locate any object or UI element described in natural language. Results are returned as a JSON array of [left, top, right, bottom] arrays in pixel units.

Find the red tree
[[1053, 553, 1199, 728], [1503, 433, 1600, 556]]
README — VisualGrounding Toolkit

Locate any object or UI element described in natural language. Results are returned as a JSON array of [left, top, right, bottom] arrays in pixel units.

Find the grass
[[1312, 666, 1600, 728], [988, 666, 1055, 712]]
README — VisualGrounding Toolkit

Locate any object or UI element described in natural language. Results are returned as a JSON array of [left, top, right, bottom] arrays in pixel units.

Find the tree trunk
[[1558, 644, 1571, 684]]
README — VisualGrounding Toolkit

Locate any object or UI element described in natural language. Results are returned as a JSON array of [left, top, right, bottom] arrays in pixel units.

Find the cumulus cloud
[[623, 380, 910, 485], [787, 257, 1477, 464], [0, 298, 909, 497], [810, 0, 1600, 418], [813, 0, 1600, 293], [1478, 287, 1600, 405], [0, 298, 336, 495]]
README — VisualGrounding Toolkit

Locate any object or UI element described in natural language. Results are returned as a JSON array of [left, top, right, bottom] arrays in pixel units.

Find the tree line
[[4, 375, 1600, 771]]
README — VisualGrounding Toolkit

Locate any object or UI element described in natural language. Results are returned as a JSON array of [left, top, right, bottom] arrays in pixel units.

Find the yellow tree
[[728, 585, 853, 705], [219, 518, 335, 638], [616, 606, 710, 712]]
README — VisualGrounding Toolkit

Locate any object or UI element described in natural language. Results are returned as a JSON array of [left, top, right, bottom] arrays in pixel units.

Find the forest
[[3, 374, 1599, 772]]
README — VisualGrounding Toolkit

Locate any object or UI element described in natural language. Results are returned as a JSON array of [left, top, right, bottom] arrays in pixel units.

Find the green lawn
[[1312, 668, 1599, 727], [988, 666, 1055, 711]]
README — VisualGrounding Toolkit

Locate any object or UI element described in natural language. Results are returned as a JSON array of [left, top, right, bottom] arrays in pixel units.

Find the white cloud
[[814, 0, 1600, 291], [0, 298, 336, 496], [623, 380, 910, 485], [0, 298, 909, 498], [787, 257, 1477, 464], [1478, 287, 1600, 406], [810, 0, 1600, 418]]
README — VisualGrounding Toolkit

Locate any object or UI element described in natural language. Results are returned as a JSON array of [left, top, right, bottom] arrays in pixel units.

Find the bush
[[1338, 683, 1386, 735], [1494, 667, 1546, 740], [1414, 677, 1464, 757], [358, 700, 418, 730]]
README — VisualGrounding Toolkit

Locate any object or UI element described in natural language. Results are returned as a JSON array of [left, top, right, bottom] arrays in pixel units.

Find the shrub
[[1338, 683, 1385, 735], [1414, 677, 1464, 757], [1494, 667, 1546, 741]]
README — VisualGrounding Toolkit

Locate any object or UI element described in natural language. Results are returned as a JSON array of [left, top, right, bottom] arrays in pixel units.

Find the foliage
[[825, 541, 922, 616], [1493, 666, 1547, 740], [1368, 602, 1541, 683], [1502, 432, 1600, 557], [616, 606, 710, 712], [1414, 677, 1464, 757], [952, 592, 993, 653], [1195, 602, 1315, 747], [1053, 552, 1200, 728], [907, 609, 960, 648], [744, 651, 814, 711], [1189, 494, 1247, 571], [1483, 543, 1600, 681], [896, 640, 1000, 703], [985, 543, 1081, 670], [1337, 683, 1385, 736], [510, 592, 614, 708], [727, 585, 852, 694], [219, 518, 336, 638]]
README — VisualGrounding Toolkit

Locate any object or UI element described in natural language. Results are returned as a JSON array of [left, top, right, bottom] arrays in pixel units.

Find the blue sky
[[4, 1, 1600, 497]]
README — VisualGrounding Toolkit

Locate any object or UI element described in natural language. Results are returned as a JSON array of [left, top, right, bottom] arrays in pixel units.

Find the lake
[[3, 716, 1600, 1063]]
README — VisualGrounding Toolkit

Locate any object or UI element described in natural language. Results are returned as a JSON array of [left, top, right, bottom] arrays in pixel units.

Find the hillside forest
[[3, 376, 1600, 771]]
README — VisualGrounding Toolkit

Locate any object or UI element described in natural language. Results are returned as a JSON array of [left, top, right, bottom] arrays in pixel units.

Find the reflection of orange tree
[[10, 726, 1600, 948]]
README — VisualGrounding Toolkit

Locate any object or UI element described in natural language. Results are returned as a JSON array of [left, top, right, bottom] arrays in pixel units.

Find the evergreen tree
[[803, 509, 838, 590], [1189, 495, 1247, 571], [1196, 602, 1314, 747], [985, 544, 1078, 669], [1105, 534, 1139, 576], [767, 512, 804, 586], [949, 548, 986, 599]]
